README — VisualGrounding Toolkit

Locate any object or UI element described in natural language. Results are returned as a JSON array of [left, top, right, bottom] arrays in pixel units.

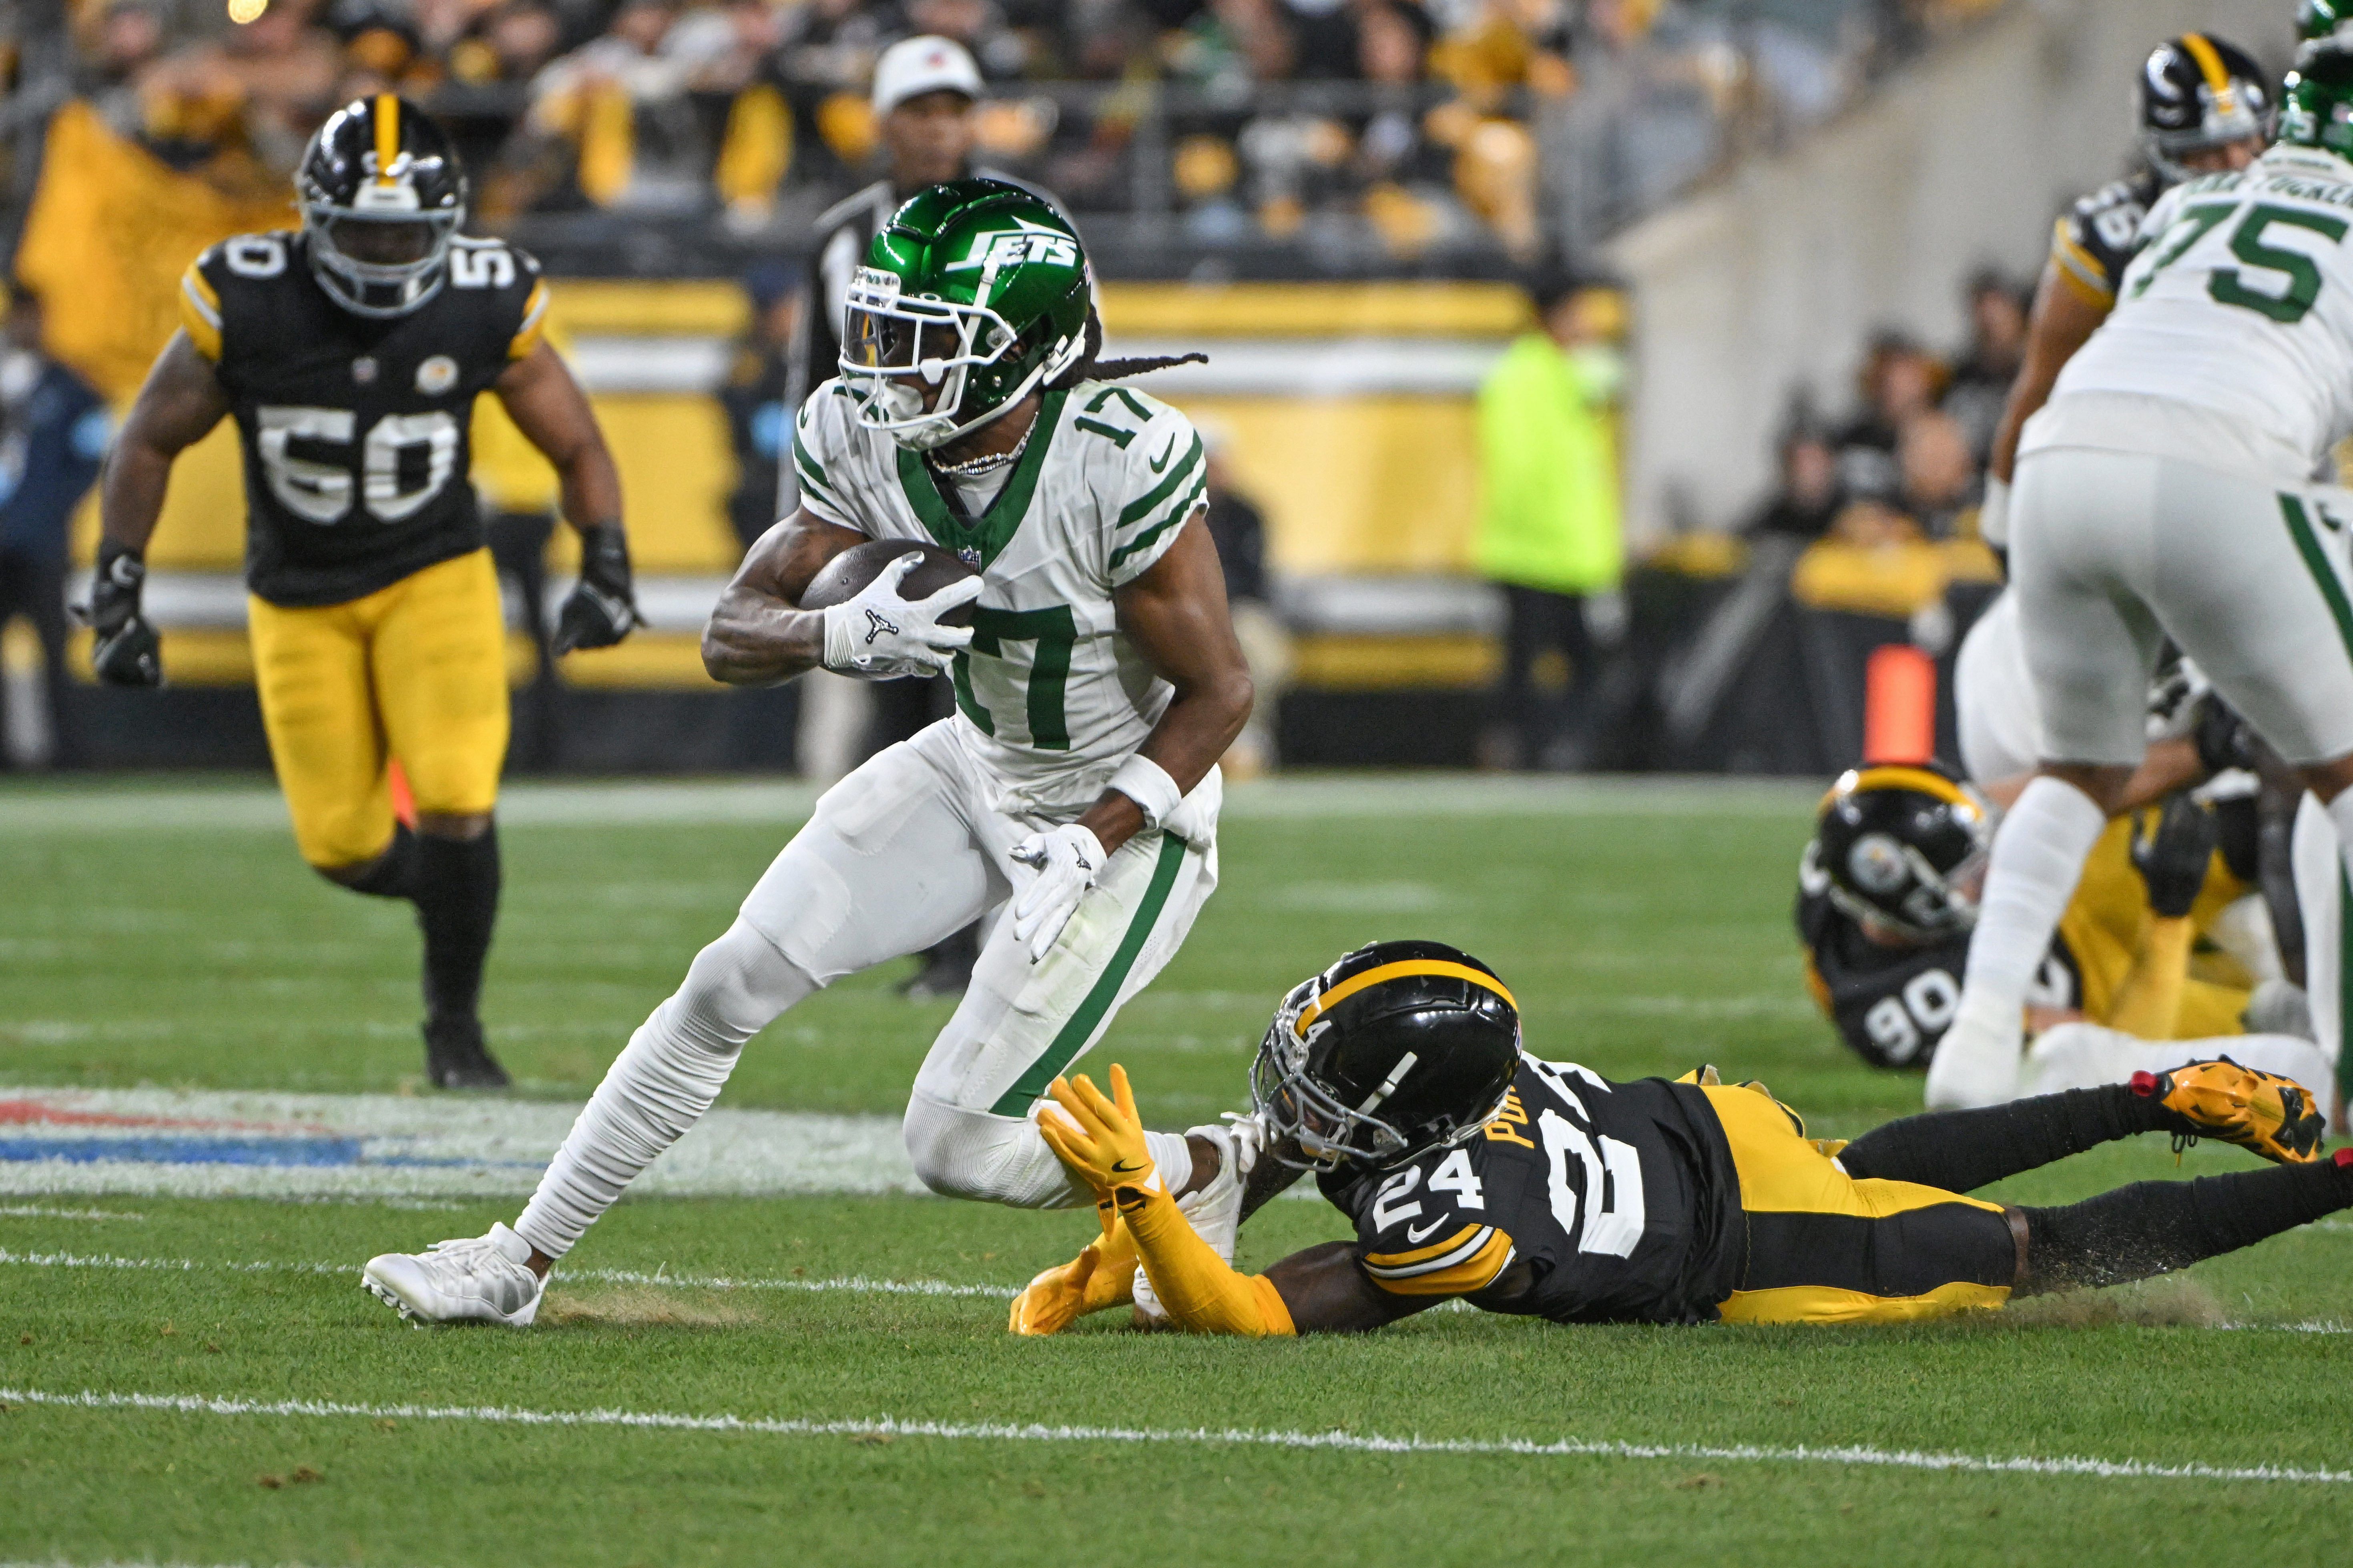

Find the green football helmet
[[2303, 0, 2351, 44], [2282, 36, 2353, 161], [839, 177, 1091, 451]]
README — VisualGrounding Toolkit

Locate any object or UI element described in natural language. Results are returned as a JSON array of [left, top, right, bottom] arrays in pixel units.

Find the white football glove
[[1009, 823, 1106, 964], [819, 553, 983, 678]]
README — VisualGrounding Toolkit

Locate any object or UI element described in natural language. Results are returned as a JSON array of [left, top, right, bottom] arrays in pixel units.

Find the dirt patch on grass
[[2007, 1276, 2226, 1328], [542, 1286, 762, 1329]]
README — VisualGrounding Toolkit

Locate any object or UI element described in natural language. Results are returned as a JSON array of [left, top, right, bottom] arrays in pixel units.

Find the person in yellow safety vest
[[1473, 270, 1626, 772]]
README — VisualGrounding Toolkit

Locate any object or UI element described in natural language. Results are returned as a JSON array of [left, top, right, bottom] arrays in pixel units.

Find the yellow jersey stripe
[[1363, 1223, 1482, 1270], [375, 93, 400, 182], [2049, 220, 2116, 306], [508, 278, 551, 360], [1295, 960, 1517, 1039], [1371, 1232, 1514, 1296], [2178, 33, 2229, 94], [178, 266, 223, 360]]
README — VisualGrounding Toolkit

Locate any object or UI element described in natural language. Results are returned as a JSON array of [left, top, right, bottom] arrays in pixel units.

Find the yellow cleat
[[2134, 1058, 2328, 1165]]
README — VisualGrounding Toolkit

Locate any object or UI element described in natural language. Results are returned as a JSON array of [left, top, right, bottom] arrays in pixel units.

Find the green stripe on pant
[[990, 831, 1191, 1117], [2279, 494, 2353, 664], [2340, 871, 2353, 1106]]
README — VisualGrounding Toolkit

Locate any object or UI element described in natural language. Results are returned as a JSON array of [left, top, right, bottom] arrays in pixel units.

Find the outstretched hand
[[1038, 1064, 1157, 1198], [1007, 1197, 1137, 1334]]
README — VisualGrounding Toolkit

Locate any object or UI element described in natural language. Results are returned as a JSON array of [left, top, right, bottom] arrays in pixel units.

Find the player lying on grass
[[359, 178, 1259, 1327], [1011, 940, 2345, 1335], [1798, 763, 2335, 1125]]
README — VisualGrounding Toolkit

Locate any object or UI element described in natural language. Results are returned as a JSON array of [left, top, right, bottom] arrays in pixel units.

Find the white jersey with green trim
[[2050, 145, 2353, 474], [791, 376, 1209, 810]]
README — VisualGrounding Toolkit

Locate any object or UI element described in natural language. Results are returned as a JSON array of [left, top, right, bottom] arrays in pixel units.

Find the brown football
[[799, 539, 980, 627]]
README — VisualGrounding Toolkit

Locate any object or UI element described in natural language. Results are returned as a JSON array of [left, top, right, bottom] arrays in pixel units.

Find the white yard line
[[0, 774, 1817, 836], [0, 1385, 2343, 1486], [0, 1205, 145, 1222], [0, 1085, 922, 1200], [0, 1246, 1016, 1299]]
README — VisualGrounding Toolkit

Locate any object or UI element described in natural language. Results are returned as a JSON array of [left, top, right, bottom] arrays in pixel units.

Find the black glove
[[2190, 692, 2257, 778], [2131, 794, 2218, 918], [552, 523, 641, 655], [77, 542, 162, 687]]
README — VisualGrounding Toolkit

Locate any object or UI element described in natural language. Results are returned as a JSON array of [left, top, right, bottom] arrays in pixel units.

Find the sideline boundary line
[[2, 1386, 2345, 1486]]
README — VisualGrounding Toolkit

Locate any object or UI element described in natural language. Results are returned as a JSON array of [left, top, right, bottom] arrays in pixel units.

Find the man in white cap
[[785, 33, 1076, 1000]]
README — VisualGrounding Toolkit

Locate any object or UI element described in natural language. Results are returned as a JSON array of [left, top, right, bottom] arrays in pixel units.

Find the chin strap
[[1114, 1183, 1295, 1337]]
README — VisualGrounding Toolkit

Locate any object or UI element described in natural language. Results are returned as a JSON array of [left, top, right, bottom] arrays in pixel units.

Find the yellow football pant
[[1704, 1085, 2016, 1325], [247, 549, 509, 869]]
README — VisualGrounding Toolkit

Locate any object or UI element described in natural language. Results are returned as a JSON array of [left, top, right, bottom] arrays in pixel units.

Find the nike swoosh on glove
[[820, 552, 982, 677], [1009, 823, 1104, 963], [1038, 1065, 1159, 1197]]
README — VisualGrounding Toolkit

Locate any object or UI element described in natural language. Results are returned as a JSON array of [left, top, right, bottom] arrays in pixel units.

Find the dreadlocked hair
[[1045, 307, 1207, 391]]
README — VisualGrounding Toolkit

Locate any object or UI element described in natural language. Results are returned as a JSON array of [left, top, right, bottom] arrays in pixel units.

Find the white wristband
[[1108, 754, 1182, 830], [820, 604, 853, 672], [1978, 474, 2010, 549]]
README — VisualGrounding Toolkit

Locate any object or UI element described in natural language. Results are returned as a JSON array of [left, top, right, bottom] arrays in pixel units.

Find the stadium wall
[[1606, 0, 2285, 544]]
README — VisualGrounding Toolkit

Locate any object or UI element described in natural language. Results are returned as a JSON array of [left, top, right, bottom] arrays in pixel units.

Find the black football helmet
[[1251, 940, 1522, 1173], [2139, 35, 2273, 183], [296, 94, 467, 319], [1803, 764, 1991, 943]]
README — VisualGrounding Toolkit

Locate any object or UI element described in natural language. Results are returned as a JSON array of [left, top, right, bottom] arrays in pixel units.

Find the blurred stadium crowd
[[6, 0, 2004, 267]]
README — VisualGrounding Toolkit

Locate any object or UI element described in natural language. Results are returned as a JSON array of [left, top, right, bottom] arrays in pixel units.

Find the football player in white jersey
[[358, 180, 1259, 1325], [1927, 42, 2353, 1114]]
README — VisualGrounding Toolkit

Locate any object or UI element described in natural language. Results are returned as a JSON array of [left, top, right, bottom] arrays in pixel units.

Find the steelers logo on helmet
[[1251, 939, 1522, 1173], [839, 178, 1091, 452], [1846, 832, 1910, 896], [1809, 764, 1990, 942]]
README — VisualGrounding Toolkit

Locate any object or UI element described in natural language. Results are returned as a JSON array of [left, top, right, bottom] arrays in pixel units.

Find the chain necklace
[[927, 424, 1031, 479]]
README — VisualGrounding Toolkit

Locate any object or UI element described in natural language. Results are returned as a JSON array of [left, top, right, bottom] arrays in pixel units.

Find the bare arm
[[493, 341, 623, 535], [1978, 737, 2205, 815], [1260, 1242, 1446, 1334], [700, 509, 867, 684], [98, 332, 231, 552], [1988, 264, 2108, 485], [1078, 515, 1256, 854]]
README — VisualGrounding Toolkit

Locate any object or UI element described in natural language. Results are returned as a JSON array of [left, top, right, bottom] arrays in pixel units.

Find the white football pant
[[514, 720, 1219, 1261]]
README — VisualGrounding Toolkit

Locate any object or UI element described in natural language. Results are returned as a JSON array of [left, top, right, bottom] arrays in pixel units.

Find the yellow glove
[[1007, 1197, 1137, 1335], [1039, 1064, 1158, 1199]]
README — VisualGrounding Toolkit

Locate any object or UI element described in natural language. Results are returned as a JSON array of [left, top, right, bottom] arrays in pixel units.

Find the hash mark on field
[[0, 1246, 1016, 1299], [3, 1386, 2344, 1487], [0, 1204, 145, 1222]]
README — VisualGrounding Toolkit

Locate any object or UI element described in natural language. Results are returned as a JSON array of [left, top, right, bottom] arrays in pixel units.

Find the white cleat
[[361, 1222, 544, 1328], [1134, 1112, 1264, 1324]]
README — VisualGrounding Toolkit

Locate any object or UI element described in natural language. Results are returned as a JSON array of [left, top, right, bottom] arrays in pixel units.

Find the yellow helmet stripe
[[1825, 765, 1974, 814], [1294, 960, 1518, 1039], [374, 93, 400, 184], [2179, 33, 2231, 94]]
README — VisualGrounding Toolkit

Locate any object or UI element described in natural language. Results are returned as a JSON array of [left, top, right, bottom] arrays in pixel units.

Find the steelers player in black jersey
[[1980, 34, 2270, 547], [1797, 765, 2257, 1070], [1010, 941, 2345, 1336], [85, 97, 640, 1089]]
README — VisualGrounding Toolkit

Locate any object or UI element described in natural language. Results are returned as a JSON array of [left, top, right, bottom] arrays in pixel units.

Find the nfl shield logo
[[958, 548, 982, 568]]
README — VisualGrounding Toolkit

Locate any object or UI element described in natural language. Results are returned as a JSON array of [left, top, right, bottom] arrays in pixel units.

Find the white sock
[[1146, 1130, 1196, 1193], [514, 922, 810, 1260], [1926, 776, 2106, 1109]]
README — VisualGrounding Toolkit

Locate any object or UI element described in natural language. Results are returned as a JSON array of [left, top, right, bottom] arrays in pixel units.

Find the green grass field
[[2, 775, 2349, 1566]]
